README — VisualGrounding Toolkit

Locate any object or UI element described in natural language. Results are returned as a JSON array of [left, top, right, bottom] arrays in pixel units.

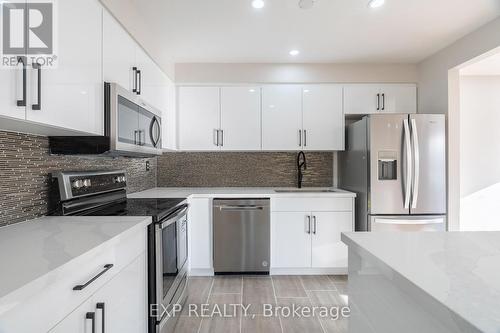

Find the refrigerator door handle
[[411, 118, 420, 209], [403, 119, 412, 209]]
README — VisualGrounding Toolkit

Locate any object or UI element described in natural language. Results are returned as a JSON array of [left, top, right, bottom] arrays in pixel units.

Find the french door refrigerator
[[340, 114, 446, 231]]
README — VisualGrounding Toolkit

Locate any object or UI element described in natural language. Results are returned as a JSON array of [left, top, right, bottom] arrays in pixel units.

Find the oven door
[[155, 205, 188, 312]]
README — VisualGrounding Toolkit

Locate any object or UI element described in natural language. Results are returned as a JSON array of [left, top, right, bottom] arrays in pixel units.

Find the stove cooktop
[[79, 197, 186, 222]]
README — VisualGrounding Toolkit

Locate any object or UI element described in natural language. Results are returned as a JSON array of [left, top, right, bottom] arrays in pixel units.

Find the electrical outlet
[[146, 160, 150, 171]]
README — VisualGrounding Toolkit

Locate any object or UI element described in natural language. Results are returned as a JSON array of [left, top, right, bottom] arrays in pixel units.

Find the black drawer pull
[[86, 312, 95, 333], [73, 264, 113, 291]]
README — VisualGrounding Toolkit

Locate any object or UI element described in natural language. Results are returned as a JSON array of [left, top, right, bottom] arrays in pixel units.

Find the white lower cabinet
[[271, 197, 354, 272], [187, 198, 213, 274], [311, 212, 352, 268], [272, 212, 312, 268], [49, 252, 147, 333]]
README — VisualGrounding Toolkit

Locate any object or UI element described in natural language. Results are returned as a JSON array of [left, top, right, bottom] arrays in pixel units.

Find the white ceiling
[[108, 0, 500, 64], [461, 51, 500, 75]]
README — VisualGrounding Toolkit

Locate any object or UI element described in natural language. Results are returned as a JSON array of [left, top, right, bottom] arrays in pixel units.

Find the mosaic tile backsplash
[[158, 152, 334, 187], [0, 131, 157, 226]]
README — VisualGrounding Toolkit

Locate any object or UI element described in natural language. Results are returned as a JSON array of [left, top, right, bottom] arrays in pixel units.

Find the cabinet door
[[343, 84, 380, 114], [262, 85, 302, 150], [380, 84, 417, 114], [48, 298, 95, 333], [271, 212, 312, 268], [178, 87, 220, 151], [220, 86, 261, 150], [91, 253, 147, 333], [26, 0, 103, 135], [135, 47, 166, 111], [103, 10, 137, 92], [0, 62, 26, 120], [302, 85, 344, 150], [188, 198, 213, 270], [311, 212, 352, 268]]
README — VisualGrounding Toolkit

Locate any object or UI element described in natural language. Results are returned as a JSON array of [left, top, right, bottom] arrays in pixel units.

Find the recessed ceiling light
[[298, 0, 315, 9], [368, 0, 385, 8], [252, 0, 265, 9], [289, 50, 300, 56]]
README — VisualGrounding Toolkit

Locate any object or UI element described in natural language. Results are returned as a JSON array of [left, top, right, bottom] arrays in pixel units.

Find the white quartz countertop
[[342, 231, 500, 333], [0, 216, 151, 305], [128, 187, 356, 199]]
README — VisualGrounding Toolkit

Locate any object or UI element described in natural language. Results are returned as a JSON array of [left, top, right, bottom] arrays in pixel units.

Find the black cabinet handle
[[137, 69, 141, 95], [86, 312, 96, 333], [149, 116, 161, 147], [17, 56, 26, 107], [96, 303, 105, 333], [73, 264, 113, 291], [381, 93, 385, 110], [132, 67, 138, 93], [32, 63, 42, 110], [376, 93, 380, 111]]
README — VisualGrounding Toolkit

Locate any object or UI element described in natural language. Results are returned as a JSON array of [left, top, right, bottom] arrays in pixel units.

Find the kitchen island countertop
[[342, 231, 500, 333]]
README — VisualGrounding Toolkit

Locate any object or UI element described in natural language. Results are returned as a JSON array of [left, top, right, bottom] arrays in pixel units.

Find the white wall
[[418, 17, 500, 114], [175, 63, 417, 84], [460, 76, 500, 197], [416, 16, 500, 230]]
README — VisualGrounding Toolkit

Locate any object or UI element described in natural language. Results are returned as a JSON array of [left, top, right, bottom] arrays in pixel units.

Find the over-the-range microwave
[[49, 82, 163, 157]]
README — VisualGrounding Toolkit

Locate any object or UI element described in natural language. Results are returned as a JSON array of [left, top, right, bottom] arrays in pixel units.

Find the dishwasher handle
[[217, 205, 265, 211]]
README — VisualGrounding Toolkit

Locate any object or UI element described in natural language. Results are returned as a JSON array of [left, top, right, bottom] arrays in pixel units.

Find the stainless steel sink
[[274, 189, 340, 193]]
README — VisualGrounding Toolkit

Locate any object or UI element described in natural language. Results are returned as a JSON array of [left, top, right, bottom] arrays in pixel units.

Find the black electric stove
[[76, 197, 186, 222], [49, 170, 186, 221]]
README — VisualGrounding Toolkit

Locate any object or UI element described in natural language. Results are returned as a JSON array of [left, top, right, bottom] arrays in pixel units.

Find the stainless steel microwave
[[49, 82, 163, 157]]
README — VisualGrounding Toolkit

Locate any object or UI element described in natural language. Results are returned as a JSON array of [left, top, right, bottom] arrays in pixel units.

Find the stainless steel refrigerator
[[340, 114, 447, 231]]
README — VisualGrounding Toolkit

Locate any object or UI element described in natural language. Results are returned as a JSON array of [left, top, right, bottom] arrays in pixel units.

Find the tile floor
[[173, 275, 349, 333]]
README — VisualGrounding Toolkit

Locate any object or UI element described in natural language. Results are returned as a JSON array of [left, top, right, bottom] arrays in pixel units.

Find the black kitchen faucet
[[297, 151, 307, 188]]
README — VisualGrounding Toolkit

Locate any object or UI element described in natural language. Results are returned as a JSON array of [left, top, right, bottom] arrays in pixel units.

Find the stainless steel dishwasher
[[213, 198, 270, 274]]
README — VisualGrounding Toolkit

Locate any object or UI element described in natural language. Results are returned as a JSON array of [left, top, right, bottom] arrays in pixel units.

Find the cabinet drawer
[[272, 197, 353, 212], [0, 226, 146, 333]]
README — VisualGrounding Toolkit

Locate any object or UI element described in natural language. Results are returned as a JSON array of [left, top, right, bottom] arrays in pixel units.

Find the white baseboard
[[270, 267, 347, 275], [188, 268, 214, 276], [188, 267, 347, 276]]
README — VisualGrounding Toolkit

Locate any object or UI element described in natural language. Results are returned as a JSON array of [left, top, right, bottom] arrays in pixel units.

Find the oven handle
[[158, 204, 188, 229]]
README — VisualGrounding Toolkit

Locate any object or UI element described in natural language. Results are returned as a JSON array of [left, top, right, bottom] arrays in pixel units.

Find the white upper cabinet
[[178, 87, 221, 151], [103, 10, 136, 92], [0, 64, 26, 120], [381, 84, 417, 114], [344, 84, 417, 114], [220, 87, 261, 150], [103, 10, 169, 114], [302, 85, 344, 151], [25, 0, 103, 135], [343, 84, 380, 115], [261, 85, 303, 150], [135, 47, 167, 112]]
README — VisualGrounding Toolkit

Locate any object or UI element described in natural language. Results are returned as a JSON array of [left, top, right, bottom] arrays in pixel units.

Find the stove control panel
[[52, 170, 127, 201]]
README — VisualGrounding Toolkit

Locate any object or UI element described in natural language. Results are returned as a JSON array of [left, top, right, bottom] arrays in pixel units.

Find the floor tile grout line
[[196, 277, 215, 333], [299, 277, 327, 333], [270, 276, 284, 333]]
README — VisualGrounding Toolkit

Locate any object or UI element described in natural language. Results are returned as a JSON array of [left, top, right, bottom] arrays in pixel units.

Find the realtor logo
[[1, 1, 56, 68], [2, 1, 53, 54]]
